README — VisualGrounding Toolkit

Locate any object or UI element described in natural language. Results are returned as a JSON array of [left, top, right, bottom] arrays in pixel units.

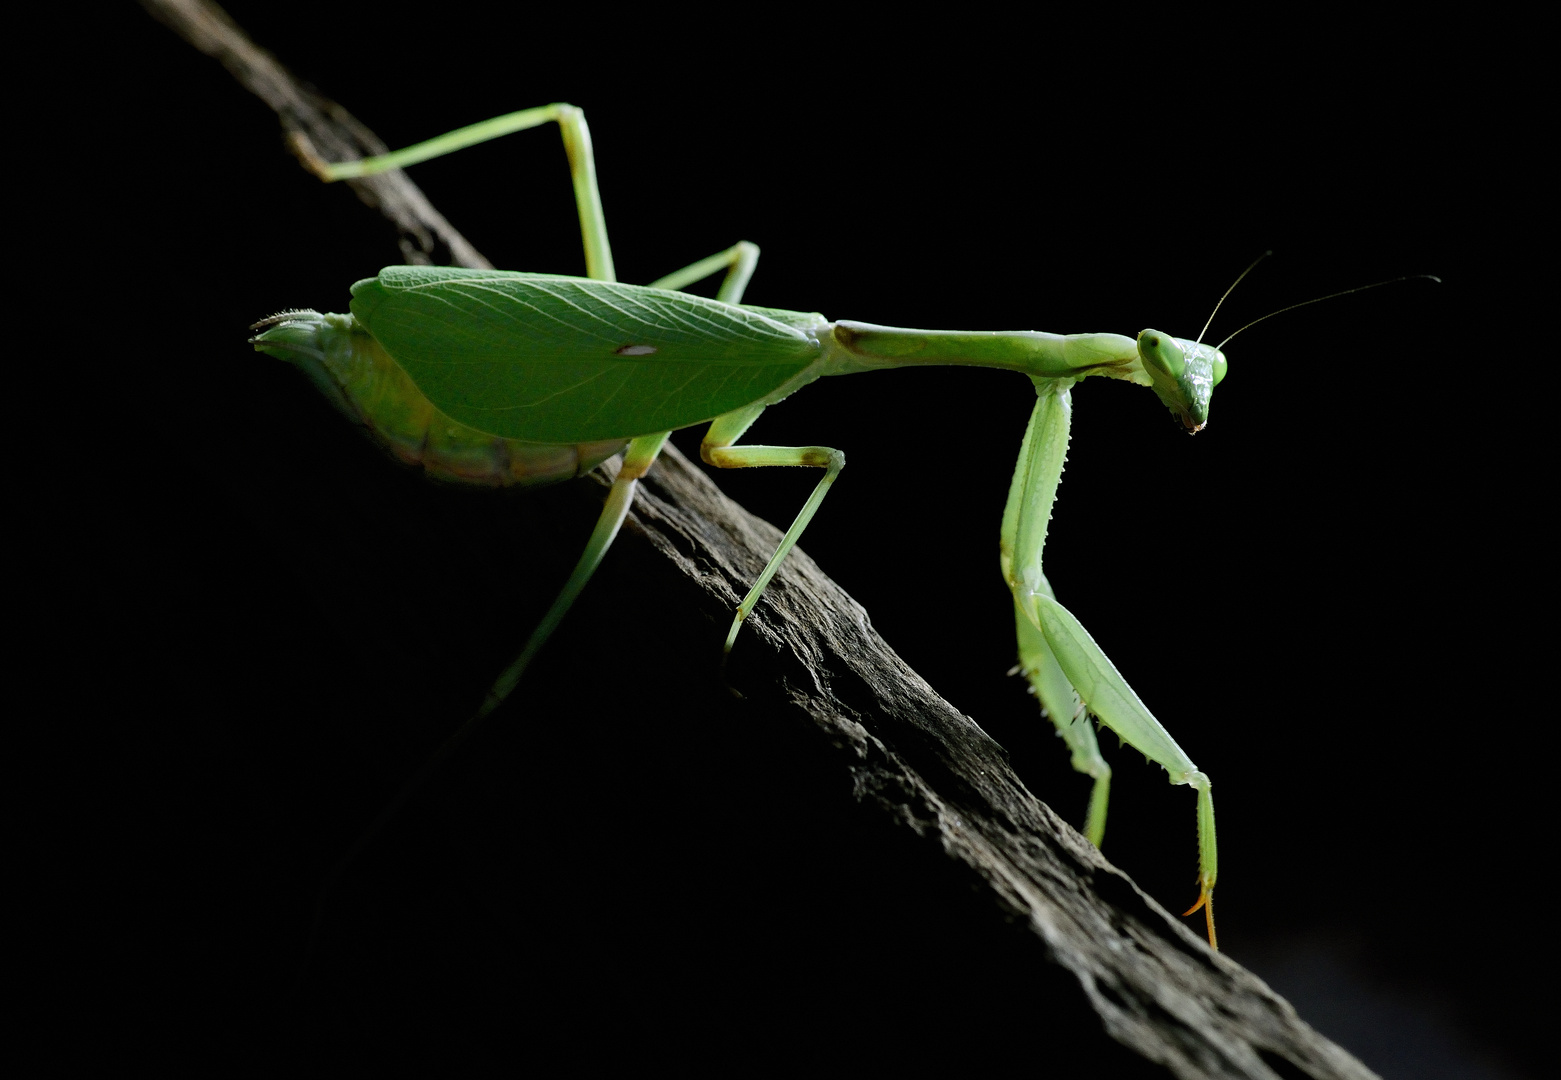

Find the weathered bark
[[143, 3, 1379, 1076], [142, 0, 488, 270]]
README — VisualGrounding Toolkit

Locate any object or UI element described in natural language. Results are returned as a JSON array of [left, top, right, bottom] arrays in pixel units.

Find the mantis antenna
[[1196, 250, 1273, 344], [1214, 273, 1443, 351]]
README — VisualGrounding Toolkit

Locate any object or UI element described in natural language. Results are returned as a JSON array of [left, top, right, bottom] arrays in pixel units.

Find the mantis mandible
[[255, 105, 1227, 947]]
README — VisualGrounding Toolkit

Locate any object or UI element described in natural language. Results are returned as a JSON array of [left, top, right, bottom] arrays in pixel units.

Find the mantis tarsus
[[257, 105, 1237, 947]]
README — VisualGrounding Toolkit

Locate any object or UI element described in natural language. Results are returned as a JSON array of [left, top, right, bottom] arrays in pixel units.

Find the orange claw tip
[[1183, 888, 1218, 950]]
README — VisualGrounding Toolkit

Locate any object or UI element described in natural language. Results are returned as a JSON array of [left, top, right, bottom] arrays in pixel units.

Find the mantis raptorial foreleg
[[1014, 599, 1112, 846], [1002, 378, 1218, 946], [1003, 382, 1110, 845]]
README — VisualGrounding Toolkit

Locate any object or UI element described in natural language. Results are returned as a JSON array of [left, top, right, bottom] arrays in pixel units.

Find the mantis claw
[[1182, 884, 1218, 950]]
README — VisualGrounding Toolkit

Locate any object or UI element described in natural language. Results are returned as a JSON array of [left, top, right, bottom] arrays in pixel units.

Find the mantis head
[[1136, 330, 1227, 433]]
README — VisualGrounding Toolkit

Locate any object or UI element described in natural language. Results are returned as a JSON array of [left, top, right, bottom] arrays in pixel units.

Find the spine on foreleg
[[250, 311, 626, 487]]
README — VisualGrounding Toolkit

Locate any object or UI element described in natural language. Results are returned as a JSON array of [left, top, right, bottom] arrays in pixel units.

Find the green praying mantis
[[255, 105, 1312, 951]]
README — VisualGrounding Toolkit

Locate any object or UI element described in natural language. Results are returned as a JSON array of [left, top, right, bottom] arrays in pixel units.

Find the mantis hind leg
[[297, 104, 765, 303], [296, 103, 616, 282], [480, 431, 671, 716]]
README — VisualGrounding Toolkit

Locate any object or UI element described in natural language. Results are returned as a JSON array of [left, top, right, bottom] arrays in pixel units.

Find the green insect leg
[[480, 431, 670, 717], [648, 242, 761, 303], [1013, 591, 1111, 847], [1002, 380, 1217, 948], [1001, 380, 1110, 843], [1032, 591, 1218, 948], [700, 403, 844, 655], [298, 103, 616, 282]]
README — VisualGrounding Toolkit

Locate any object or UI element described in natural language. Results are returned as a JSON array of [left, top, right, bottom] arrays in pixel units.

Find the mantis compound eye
[[1211, 350, 1228, 386], [1137, 330, 1186, 379]]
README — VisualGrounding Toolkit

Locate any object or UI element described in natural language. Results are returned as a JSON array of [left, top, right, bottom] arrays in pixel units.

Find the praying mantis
[[253, 105, 1254, 948]]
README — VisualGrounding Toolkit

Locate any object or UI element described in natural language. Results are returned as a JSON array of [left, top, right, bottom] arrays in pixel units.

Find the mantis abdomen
[[253, 309, 628, 487]]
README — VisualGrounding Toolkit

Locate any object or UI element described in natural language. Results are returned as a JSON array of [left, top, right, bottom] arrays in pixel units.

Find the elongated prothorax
[[826, 321, 1142, 379]]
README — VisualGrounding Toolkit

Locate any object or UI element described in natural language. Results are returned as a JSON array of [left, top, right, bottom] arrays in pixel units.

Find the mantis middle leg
[[1002, 379, 1218, 948], [475, 238, 767, 712], [698, 403, 846, 654]]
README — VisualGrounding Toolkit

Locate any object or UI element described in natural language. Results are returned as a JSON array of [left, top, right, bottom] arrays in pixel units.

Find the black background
[[43, 4, 1534, 1076]]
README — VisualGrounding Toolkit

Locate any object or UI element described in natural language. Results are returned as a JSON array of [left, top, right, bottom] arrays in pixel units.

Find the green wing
[[349, 267, 828, 443]]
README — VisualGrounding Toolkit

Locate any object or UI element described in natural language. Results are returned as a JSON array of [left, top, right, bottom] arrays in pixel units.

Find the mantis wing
[[350, 267, 830, 443]]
